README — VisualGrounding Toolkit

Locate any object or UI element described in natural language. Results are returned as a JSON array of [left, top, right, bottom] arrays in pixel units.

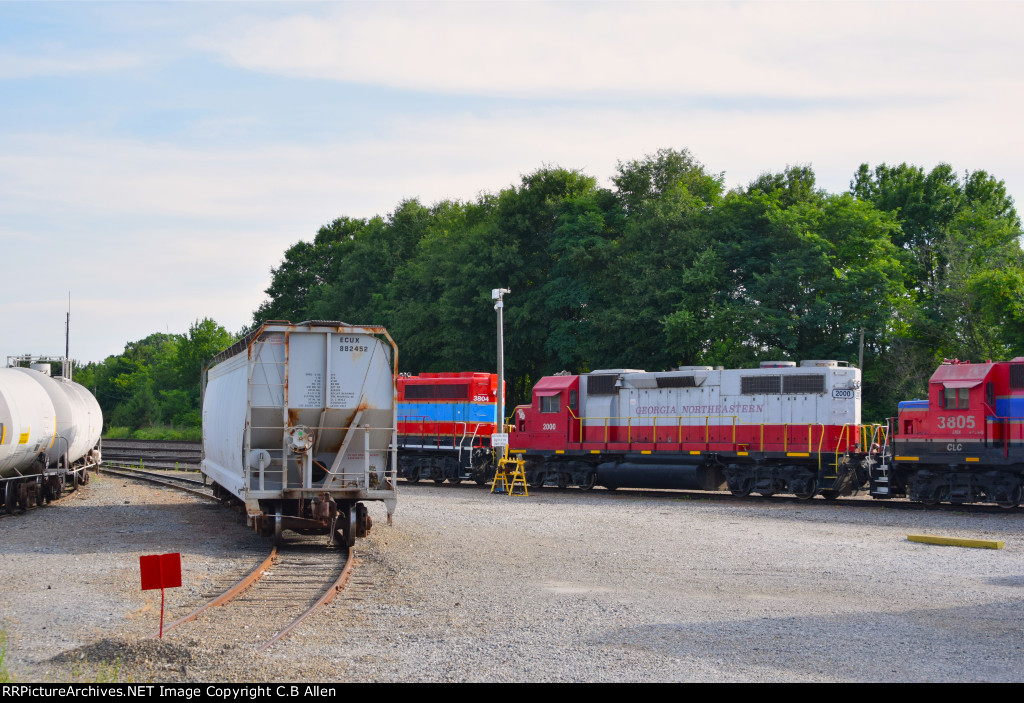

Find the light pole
[[492, 288, 510, 430]]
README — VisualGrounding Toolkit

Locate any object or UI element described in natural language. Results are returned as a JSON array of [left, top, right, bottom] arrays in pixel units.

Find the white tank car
[[0, 362, 103, 512], [202, 320, 398, 546]]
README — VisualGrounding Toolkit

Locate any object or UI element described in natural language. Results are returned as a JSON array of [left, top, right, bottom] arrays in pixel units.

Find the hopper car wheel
[[4, 482, 15, 514], [579, 471, 596, 491], [997, 483, 1022, 510], [272, 515, 283, 546], [344, 510, 357, 547]]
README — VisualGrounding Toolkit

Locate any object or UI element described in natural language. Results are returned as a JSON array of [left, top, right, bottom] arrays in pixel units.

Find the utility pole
[[492, 288, 510, 430]]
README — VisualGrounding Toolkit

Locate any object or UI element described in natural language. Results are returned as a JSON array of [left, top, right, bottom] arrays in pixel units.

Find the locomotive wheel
[[794, 478, 817, 501], [448, 475, 463, 485], [406, 472, 420, 484], [433, 477, 446, 485], [557, 473, 569, 489], [529, 472, 546, 490], [997, 483, 1022, 510], [921, 487, 947, 507], [579, 471, 596, 491], [729, 477, 754, 498], [820, 490, 839, 501]]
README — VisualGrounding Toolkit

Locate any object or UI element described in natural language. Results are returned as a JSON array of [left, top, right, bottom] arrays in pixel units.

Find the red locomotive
[[885, 358, 1024, 507], [508, 361, 878, 499]]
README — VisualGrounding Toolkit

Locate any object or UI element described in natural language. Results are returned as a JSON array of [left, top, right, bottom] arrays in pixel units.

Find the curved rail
[[257, 548, 355, 652]]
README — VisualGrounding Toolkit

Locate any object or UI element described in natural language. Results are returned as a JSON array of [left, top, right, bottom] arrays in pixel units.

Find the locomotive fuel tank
[[201, 320, 399, 545]]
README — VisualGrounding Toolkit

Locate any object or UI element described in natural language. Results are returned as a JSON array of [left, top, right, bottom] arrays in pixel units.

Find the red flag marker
[[140, 552, 182, 638]]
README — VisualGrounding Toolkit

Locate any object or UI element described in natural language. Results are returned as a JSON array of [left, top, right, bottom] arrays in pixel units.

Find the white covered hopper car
[[201, 321, 398, 545]]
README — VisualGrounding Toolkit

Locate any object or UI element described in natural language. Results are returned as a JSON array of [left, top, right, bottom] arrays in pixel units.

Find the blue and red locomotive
[[396, 372, 502, 484]]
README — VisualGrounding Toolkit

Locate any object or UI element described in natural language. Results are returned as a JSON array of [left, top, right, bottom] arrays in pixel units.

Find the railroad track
[[101, 439, 202, 470], [157, 538, 354, 652], [101, 461, 356, 650]]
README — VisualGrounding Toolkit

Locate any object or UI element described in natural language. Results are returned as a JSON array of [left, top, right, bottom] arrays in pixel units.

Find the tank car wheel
[[729, 477, 754, 498], [35, 482, 45, 507], [70, 470, 79, 491], [4, 482, 16, 514], [16, 484, 29, 511], [579, 471, 596, 491], [80, 468, 90, 486]]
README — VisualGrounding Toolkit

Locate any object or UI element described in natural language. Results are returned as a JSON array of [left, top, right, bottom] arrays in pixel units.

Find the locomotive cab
[[512, 375, 580, 450]]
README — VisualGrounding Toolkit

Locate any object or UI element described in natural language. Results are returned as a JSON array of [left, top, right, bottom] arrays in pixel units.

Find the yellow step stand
[[491, 455, 529, 497]]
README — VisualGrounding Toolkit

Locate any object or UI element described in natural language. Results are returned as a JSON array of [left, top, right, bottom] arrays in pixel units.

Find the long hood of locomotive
[[582, 366, 861, 428], [201, 324, 397, 502]]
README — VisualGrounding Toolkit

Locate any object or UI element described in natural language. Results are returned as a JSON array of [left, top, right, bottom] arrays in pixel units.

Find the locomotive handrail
[[572, 414, 835, 455]]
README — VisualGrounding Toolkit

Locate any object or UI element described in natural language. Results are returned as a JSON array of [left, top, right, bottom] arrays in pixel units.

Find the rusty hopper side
[[201, 320, 398, 546]]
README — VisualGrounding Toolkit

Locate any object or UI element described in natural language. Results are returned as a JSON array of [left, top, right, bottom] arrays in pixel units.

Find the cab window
[[943, 387, 969, 409], [569, 390, 578, 411], [541, 395, 560, 413]]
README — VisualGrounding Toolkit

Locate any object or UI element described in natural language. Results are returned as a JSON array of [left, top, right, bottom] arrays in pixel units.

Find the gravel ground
[[2, 473, 1023, 682]]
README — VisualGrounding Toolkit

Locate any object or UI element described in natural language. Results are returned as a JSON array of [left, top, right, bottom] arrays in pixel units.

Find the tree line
[[88, 148, 1022, 431], [253, 148, 1023, 421], [75, 318, 234, 438]]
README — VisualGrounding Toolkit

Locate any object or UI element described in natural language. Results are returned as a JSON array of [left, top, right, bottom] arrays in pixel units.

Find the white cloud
[[195, 1, 1024, 100]]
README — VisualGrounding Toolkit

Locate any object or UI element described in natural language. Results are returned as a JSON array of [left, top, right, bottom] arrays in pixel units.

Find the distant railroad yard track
[[102, 438, 202, 470]]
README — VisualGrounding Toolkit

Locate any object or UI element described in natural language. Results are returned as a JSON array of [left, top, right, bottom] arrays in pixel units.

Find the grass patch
[[0, 630, 12, 683], [104, 425, 201, 442]]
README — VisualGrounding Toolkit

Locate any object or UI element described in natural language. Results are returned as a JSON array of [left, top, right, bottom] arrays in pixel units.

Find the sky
[[2, 0, 1023, 366]]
